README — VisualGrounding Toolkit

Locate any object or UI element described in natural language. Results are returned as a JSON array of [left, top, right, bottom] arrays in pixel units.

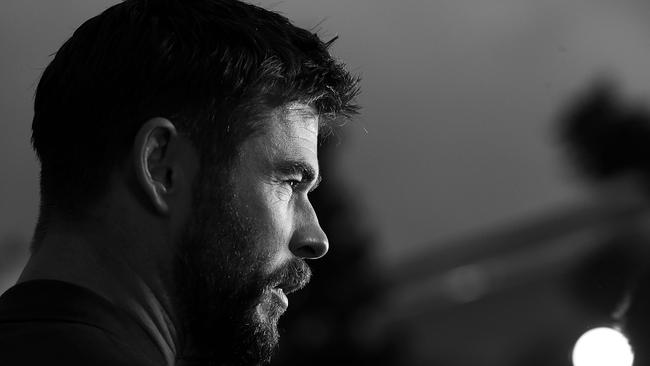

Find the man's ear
[[133, 117, 179, 215]]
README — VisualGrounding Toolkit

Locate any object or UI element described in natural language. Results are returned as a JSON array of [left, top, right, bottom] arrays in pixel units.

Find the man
[[0, 0, 359, 365]]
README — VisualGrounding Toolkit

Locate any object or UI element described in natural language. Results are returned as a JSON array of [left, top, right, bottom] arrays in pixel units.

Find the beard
[[174, 166, 311, 366]]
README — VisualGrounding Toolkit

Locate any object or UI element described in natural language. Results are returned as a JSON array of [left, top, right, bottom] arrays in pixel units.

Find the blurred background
[[3, 0, 650, 365]]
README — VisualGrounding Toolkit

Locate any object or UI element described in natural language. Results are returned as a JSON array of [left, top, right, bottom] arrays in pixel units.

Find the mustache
[[267, 259, 312, 294]]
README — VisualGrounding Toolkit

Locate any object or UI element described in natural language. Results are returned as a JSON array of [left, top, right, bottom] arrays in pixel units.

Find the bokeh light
[[572, 327, 633, 366]]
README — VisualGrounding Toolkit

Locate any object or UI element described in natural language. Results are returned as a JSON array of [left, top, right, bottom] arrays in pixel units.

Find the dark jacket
[[0, 280, 166, 366]]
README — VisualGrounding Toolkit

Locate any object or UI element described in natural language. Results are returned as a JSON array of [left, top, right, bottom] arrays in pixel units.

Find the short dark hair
[[32, 0, 360, 219], [559, 81, 650, 182]]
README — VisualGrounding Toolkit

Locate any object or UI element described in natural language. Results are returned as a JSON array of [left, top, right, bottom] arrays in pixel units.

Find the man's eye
[[286, 179, 302, 189]]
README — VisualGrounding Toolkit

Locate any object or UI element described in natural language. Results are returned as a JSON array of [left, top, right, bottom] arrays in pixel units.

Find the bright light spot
[[572, 327, 634, 366]]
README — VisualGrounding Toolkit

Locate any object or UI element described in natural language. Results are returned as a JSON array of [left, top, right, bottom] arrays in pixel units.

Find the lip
[[279, 280, 303, 295], [271, 288, 289, 309]]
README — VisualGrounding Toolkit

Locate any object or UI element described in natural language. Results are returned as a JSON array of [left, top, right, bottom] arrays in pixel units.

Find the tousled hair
[[32, 0, 360, 221]]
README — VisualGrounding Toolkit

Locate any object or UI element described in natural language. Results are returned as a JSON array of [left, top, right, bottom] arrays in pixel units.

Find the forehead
[[273, 103, 319, 135], [237, 103, 320, 164], [260, 103, 320, 146]]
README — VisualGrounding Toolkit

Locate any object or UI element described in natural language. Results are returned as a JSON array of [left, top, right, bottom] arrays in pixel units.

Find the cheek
[[245, 186, 296, 269]]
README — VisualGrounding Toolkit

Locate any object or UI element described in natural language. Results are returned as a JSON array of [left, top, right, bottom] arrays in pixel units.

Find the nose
[[289, 202, 329, 259]]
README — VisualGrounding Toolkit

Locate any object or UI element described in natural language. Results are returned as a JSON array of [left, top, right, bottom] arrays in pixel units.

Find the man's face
[[176, 103, 328, 365]]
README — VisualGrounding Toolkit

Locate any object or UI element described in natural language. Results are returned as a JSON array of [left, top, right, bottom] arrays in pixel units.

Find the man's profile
[[0, 0, 359, 365]]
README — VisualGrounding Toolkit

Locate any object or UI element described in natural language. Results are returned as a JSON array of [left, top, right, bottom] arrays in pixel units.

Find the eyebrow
[[276, 160, 322, 191]]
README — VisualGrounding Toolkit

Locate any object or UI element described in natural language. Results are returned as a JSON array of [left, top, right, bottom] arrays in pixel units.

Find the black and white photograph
[[2, 1, 650, 365]]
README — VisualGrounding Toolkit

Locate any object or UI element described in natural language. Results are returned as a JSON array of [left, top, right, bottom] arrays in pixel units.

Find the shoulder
[[0, 280, 162, 366], [0, 320, 157, 366]]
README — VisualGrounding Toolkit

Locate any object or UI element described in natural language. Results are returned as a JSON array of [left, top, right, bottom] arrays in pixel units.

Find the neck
[[19, 216, 180, 366]]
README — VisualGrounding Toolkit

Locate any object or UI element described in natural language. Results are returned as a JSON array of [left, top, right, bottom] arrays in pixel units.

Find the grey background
[[2, 0, 650, 292]]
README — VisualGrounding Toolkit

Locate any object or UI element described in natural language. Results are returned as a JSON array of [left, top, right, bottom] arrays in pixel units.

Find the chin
[[255, 289, 285, 331], [252, 290, 285, 344]]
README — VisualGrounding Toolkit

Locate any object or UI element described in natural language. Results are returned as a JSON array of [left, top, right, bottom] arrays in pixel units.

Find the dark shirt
[[0, 280, 166, 366]]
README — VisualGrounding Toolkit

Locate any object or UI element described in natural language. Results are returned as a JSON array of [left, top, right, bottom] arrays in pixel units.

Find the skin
[[18, 102, 328, 365], [233, 103, 328, 275]]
